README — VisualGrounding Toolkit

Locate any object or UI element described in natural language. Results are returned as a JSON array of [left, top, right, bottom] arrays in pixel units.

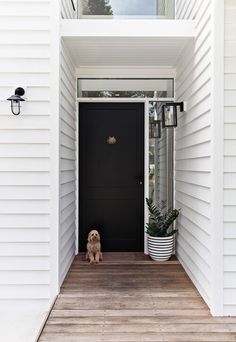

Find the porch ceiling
[[61, 20, 195, 68]]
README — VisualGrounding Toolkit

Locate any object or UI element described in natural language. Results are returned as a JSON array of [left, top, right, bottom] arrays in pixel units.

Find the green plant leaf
[[146, 198, 180, 237]]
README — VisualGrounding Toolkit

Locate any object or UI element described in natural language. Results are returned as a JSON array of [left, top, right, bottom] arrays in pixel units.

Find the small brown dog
[[86, 229, 102, 264]]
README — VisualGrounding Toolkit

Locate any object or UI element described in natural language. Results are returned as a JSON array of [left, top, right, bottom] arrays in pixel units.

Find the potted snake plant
[[146, 198, 180, 261]]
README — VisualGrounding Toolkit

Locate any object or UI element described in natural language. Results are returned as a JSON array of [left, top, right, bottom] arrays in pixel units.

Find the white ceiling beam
[[61, 19, 196, 38], [76, 67, 176, 78]]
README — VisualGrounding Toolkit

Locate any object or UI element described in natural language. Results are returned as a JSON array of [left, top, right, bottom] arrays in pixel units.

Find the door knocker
[[107, 136, 117, 145]]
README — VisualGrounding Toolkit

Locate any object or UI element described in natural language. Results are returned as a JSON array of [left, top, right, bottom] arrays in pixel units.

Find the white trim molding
[[76, 67, 176, 79], [49, 0, 61, 300], [76, 97, 174, 255], [210, 0, 224, 316], [61, 19, 196, 38]]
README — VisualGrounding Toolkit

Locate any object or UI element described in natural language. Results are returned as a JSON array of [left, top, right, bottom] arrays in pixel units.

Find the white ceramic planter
[[148, 235, 174, 261]]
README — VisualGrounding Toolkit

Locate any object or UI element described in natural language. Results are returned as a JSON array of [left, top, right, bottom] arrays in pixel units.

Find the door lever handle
[[136, 175, 144, 185]]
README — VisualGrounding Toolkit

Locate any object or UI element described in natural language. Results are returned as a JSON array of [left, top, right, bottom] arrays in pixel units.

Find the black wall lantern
[[7, 87, 25, 115], [162, 102, 184, 128], [151, 120, 162, 139]]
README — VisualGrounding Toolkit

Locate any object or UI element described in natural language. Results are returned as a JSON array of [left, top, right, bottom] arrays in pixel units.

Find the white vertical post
[[210, 0, 224, 316], [49, 0, 60, 299], [77, 0, 81, 18], [75, 100, 79, 254], [144, 100, 149, 254]]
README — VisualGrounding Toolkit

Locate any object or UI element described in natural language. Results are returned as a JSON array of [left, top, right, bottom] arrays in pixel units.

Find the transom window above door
[[77, 78, 174, 98]]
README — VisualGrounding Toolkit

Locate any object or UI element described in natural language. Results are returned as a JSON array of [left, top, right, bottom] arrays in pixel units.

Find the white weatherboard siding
[[0, 0, 60, 314], [175, 0, 198, 19], [175, 0, 213, 309], [59, 42, 77, 286], [60, 0, 77, 287], [224, 0, 236, 316], [61, 0, 77, 19]]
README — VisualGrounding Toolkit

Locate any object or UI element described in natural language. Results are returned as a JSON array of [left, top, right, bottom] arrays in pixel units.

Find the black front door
[[79, 102, 144, 252]]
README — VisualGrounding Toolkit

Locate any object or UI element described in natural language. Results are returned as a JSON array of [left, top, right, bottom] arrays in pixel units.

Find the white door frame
[[76, 97, 174, 254]]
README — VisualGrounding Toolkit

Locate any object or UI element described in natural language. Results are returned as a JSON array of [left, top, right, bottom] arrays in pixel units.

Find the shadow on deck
[[38, 253, 236, 341]]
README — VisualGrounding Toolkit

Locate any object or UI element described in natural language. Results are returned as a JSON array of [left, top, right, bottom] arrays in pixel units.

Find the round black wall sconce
[[7, 87, 25, 115]]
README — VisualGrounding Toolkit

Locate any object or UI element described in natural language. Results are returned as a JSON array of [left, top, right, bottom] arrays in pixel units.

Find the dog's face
[[88, 230, 100, 243]]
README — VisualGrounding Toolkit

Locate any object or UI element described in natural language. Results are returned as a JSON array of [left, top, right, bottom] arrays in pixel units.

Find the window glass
[[78, 79, 174, 98], [149, 102, 173, 209], [80, 0, 175, 18]]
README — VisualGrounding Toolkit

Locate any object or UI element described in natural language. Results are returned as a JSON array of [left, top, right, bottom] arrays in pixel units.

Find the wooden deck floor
[[39, 253, 236, 341]]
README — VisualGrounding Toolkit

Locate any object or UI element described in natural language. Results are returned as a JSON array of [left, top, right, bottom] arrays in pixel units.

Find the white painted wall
[[61, 0, 77, 19], [0, 0, 77, 337], [0, 0, 60, 313], [0, 0, 231, 330], [175, 0, 226, 316], [175, 0, 223, 313], [175, 0, 198, 19], [224, 0, 236, 316], [59, 41, 77, 286]]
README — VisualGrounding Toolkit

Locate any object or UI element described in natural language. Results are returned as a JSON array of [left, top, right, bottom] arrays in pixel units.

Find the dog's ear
[[97, 231, 100, 241], [88, 231, 92, 242]]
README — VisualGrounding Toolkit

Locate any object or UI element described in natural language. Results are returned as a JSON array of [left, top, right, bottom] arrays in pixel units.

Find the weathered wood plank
[[47, 316, 236, 325], [40, 331, 236, 342], [54, 298, 206, 310], [38, 253, 236, 342], [102, 323, 236, 333]]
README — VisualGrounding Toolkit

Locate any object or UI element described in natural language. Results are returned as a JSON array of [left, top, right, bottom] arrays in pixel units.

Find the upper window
[[78, 0, 175, 19], [77, 78, 174, 98]]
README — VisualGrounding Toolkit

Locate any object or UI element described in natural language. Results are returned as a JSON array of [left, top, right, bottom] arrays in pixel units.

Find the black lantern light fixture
[[162, 102, 184, 128], [151, 120, 162, 139], [7, 87, 25, 115]]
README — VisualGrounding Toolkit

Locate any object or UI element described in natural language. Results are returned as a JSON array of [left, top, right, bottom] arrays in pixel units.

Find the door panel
[[79, 102, 144, 252]]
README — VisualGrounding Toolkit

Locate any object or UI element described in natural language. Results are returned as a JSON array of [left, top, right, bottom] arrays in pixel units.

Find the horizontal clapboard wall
[[175, 0, 198, 20], [61, 0, 77, 18], [175, 0, 212, 308], [0, 0, 55, 310], [59, 41, 77, 286], [224, 0, 236, 316]]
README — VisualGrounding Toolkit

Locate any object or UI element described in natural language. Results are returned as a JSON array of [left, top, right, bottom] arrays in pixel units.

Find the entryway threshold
[[77, 252, 178, 265]]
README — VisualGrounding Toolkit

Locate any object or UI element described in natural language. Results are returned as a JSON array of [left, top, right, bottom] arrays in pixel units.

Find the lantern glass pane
[[164, 105, 175, 126], [153, 124, 159, 138]]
